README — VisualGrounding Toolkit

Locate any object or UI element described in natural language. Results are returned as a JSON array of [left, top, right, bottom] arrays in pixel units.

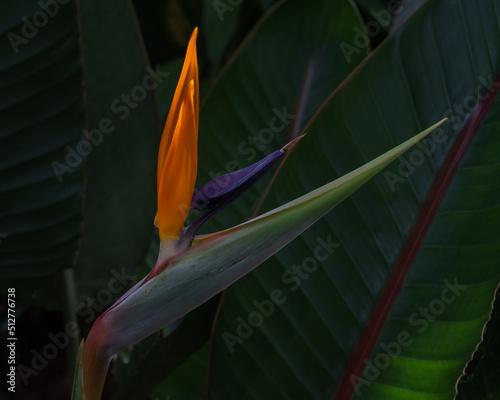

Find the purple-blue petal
[[191, 149, 284, 210], [180, 135, 304, 243]]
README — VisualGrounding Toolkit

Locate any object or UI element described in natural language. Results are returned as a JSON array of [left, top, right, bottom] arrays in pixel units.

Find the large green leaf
[[74, 0, 161, 301], [0, 1, 84, 302], [0, 1, 164, 391], [351, 91, 500, 400], [0, 0, 163, 306], [208, 0, 500, 398]]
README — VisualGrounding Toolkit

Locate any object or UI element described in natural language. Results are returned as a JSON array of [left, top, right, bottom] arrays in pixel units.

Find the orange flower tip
[[186, 28, 198, 59], [153, 26, 199, 249]]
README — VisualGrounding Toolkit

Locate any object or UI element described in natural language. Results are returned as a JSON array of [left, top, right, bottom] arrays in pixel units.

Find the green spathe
[[107, 121, 445, 353]]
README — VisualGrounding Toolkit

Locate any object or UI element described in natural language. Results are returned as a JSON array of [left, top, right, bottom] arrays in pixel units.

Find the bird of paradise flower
[[72, 28, 445, 400]]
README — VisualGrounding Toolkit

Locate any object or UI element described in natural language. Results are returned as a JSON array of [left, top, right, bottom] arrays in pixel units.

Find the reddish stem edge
[[333, 71, 500, 400]]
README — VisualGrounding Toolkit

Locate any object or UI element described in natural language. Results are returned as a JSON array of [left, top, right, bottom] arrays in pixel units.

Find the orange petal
[[157, 28, 199, 188], [155, 28, 199, 240]]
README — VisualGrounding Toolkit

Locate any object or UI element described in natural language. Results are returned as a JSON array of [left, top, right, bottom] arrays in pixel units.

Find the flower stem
[[60, 268, 80, 381]]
